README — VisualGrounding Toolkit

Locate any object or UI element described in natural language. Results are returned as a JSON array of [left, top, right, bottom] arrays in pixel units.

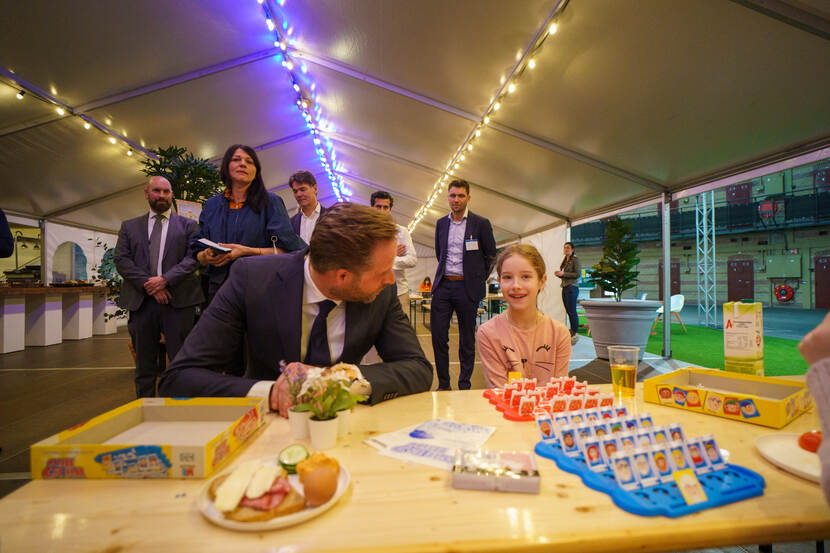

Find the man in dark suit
[[115, 176, 204, 397], [159, 203, 432, 415], [431, 179, 497, 390], [289, 170, 325, 245]]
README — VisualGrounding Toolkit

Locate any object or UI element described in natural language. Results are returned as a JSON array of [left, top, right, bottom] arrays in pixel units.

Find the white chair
[[651, 294, 686, 334], [637, 292, 648, 300]]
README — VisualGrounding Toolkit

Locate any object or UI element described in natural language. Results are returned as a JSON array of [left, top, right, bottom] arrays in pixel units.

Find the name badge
[[465, 239, 479, 251]]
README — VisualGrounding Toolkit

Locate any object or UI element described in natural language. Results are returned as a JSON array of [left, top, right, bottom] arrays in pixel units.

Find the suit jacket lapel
[[271, 251, 305, 362], [160, 214, 179, 272], [137, 213, 151, 272]]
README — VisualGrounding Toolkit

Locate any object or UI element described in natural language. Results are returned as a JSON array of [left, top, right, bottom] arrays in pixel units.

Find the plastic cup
[[608, 345, 639, 399]]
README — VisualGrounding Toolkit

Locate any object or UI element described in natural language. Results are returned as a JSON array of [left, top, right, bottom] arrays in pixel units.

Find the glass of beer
[[608, 345, 639, 399]]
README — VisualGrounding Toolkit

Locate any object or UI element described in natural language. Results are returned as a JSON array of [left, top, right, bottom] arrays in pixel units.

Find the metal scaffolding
[[695, 191, 717, 328]]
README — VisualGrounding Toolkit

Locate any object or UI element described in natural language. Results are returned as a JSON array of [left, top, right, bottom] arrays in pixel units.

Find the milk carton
[[723, 301, 764, 376]]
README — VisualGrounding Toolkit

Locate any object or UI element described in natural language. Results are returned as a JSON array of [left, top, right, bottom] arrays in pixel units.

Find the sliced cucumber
[[278, 444, 309, 474]]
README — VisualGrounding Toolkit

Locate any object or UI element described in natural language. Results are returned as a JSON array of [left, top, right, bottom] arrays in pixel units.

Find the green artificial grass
[[576, 317, 807, 376]]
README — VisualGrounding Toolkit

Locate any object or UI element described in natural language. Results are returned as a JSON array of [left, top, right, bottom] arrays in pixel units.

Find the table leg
[[25, 293, 63, 346], [62, 293, 93, 340], [0, 295, 25, 353]]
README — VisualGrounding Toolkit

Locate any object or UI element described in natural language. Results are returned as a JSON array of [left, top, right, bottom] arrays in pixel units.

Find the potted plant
[[580, 217, 661, 360], [140, 145, 223, 204], [287, 369, 312, 439], [88, 238, 128, 333], [293, 368, 367, 449]]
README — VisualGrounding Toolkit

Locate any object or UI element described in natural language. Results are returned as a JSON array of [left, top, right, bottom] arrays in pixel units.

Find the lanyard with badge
[[465, 234, 478, 251]]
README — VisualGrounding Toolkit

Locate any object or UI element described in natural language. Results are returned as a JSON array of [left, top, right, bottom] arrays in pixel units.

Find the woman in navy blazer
[[193, 144, 305, 300]]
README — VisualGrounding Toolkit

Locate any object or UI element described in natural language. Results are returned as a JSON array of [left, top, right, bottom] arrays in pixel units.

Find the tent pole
[[662, 192, 672, 359]]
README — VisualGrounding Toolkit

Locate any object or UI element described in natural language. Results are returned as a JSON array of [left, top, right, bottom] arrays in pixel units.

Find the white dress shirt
[[247, 255, 346, 401], [298, 202, 322, 244], [392, 224, 417, 296], [146, 208, 171, 276], [445, 208, 468, 277]]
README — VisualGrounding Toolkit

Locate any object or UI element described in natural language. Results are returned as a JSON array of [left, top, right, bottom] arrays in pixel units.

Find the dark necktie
[[304, 299, 337, 367], [149, 214, 165, 276]]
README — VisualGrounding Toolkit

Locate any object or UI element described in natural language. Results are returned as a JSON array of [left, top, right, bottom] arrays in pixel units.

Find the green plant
[[140, 145, 223, 204], [292, 368, 367, 421], [586, 217, 640, 302], [88, 238, 127, 321]]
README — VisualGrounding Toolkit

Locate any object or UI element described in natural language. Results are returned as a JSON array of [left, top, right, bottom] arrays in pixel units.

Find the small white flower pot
[[288, 409, 311, 439], [308, 417, 339, 450], [337, 409, 351, 437]]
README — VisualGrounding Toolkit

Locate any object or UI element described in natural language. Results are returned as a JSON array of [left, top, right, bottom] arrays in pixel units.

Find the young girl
[[477, 244, 572, 388]]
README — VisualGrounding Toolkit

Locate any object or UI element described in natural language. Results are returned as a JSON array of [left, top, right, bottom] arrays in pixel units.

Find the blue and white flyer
[[364, 418, 496, 469]]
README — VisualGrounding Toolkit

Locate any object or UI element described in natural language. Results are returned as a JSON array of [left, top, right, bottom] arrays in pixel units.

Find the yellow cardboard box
[[31, 397, 266, 479], [643, 368, 811, 429], [723, 301, 764, 376]]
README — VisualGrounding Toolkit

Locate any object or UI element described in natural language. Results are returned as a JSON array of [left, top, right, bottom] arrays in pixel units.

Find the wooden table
[[0, 385, 827, 552]]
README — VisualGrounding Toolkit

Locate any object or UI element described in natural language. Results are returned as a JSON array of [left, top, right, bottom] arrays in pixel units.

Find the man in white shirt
[[370, 191, 417, 313], [289, 170, 326, 244], [114, 176, 203, 397]]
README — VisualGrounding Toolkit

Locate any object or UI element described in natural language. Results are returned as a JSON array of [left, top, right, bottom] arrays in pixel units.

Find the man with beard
[[159, 203, 433, 414], [115, 176, 204, 397]]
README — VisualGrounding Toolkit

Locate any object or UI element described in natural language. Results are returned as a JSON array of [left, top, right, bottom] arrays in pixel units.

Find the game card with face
[[582, 437, 605, 472], [619, 432, 637, 452], [637, 413, 654, 428], [632, 448, 659, 486], [600, 435, 621, 464], [593, 422, 610, 438], [651, 425, 669, 444], [599, 407, 615, 419], [611, 452, 640, 490], [668, 440, 693, 471], [576, 422, 594, 440], [685, 437, 711, 474], [609, 418, 624, 434], [635, 429, 654, 448], [700, 434, 726, 470], [615, 406, 628, 417], [624, 416, 640, 432], [667, 423, 685, 443], [559, 425, 581, 457], [535, 412, 555, 441], [650, 445, 674, 483], [584, 408, 600, 423], [570, 412, 585, 425]]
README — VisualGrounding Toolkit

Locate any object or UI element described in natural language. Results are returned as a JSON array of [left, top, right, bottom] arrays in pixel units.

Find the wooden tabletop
[[0, 285, 107, 296], [1, 385, 827, 553]]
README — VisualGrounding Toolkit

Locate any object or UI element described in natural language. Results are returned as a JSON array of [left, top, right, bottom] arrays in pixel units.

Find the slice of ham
[[239, 478, 293, 510]]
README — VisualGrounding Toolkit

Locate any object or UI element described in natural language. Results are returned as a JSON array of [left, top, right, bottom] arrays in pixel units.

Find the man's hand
[[152, 289, 172, 305], [799, 312, 830, 366], [144, 276, 168, 295], [396, 243, 406, 256], [270, 362, 312, 417]]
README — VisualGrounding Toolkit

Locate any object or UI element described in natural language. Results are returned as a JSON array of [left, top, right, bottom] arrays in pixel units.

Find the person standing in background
[[431, 179, 497, 390], [193, 144, 304, 301], [115, 176, 204, 397], [554, 241, 581, 345], [370, 191, 417, 313], [0, 209, 13, 258], [289, 170, 326, 244]]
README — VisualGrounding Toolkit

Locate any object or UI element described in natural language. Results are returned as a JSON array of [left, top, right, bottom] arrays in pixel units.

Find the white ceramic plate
[[198, 458, 350, 531], [755, 433, 820, 483]]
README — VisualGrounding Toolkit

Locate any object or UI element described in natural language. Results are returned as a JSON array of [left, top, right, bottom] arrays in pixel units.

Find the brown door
[[727, 259, 754, 301], [658, 261, 681, 301], [816, 255, 830, 309]]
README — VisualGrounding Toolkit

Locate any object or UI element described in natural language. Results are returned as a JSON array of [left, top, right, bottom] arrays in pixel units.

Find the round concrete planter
[[580, 299, 662, 360]]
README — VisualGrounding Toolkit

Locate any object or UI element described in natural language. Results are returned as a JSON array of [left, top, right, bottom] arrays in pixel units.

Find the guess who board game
[[482, 376, 616, 421]]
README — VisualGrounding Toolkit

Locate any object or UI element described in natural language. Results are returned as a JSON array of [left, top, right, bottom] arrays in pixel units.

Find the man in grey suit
[[115, 176, 204, 397], [159, 203, 433, 415]]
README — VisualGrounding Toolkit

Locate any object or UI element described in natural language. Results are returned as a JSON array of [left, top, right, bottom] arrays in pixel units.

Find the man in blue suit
[[159, 203, 432, 414], [431, 180, 497, 390]]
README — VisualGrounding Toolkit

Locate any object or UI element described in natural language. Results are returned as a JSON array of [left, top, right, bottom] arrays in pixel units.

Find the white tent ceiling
[[2, 0, 830, 249]]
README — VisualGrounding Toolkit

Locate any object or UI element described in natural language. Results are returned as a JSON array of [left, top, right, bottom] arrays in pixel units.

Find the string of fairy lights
[[406, 18, 561, 234], [257, 0, 350, 201], [4, 78, 149, 160]]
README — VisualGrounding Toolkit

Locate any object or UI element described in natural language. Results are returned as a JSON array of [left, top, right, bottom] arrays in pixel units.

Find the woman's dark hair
[[423, 276, 431, 284], [564, 241, 575, 250], [561, 242, 575, 269], [220, 144, 269, 213]]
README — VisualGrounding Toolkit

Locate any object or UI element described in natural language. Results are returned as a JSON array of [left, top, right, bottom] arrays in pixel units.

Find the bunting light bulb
[[285, 61, 293, 70], [483, 116, 490, 124], [266, 18, 275, 31], [549, 23, 557, 35], [475, 129, 481, 137], [508, 83, 516, 94], [454, 163, 459, 169], [280, 41, 287, 51], [108, 137, 116, 144], [56, 107, 65, 115], [467, 144, 473, 151], [460, 155, 465, 161], [127, 149, 133, 156], [84, 122, 91, 130], [16, 90, 24, 100], [493, 102, 501, 111]]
